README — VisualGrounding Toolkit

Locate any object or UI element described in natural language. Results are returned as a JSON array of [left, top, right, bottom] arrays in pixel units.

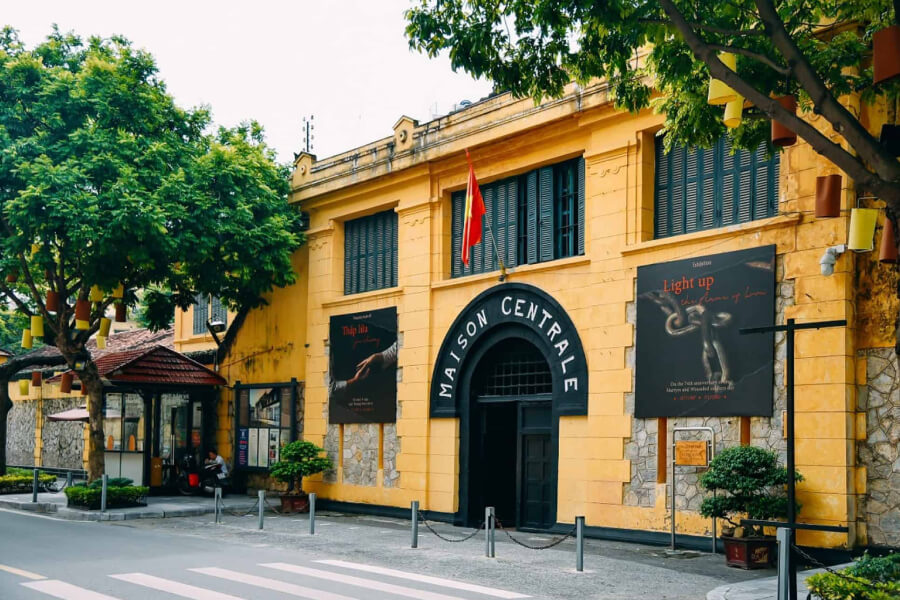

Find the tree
[[0, 28, 303, 480], [406, 0, 900, 341]]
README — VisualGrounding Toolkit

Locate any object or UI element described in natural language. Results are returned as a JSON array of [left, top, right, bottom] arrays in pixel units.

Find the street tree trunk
[[0, 382, 10, 477], [81, 364, 105, 482]]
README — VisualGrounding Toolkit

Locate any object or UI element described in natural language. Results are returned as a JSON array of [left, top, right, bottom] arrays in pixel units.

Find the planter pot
[[722, 535, 776, 569], [880, 217, 898, 264], [280, 493, 310, 513], [815, 174, 842, 218], [771, 95, 797, 147], [873, 25, 900, 85]]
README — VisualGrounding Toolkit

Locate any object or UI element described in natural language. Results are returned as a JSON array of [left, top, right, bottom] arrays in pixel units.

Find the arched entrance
[[429, 283, 588, 530]]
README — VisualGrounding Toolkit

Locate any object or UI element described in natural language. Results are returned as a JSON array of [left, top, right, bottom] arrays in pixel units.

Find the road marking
[[110, 573, 245, 599], [190, 567, 357, 600], [260, 563, 466, 600], [21, 580, 120, 599], [0, 563, 45, 580], [315, 560, 530, 599]]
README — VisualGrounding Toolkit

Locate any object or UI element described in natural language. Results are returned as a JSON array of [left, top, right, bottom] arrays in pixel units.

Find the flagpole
[[465, 150, 507, 281]]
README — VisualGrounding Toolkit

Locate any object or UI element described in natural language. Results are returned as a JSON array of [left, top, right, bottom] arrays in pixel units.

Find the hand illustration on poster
[[635, 246, 775, 418], [328, 307, 398, 424]]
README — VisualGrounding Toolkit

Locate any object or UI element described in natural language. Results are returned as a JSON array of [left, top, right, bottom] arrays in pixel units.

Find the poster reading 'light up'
[[328, 307, 398, 424], [635, 246, 776, 418]]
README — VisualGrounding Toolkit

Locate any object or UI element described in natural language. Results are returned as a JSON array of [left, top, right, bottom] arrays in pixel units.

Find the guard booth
[[47, 346, 225, 488]]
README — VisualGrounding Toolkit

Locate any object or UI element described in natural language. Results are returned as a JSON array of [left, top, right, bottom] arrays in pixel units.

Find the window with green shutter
[[210, 296, 228, 326], [451, 157, 584, 277], [654, 135, 779, 239], [344, 210, 398, 294], [192, 294, 209, 335]]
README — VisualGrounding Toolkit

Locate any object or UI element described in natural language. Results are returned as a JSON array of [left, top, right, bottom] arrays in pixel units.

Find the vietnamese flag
[[462, 150, 486, 266]]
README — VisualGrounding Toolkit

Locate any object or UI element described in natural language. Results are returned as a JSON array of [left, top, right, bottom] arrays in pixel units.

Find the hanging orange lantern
[[6, 271, 18, 283], [31, 371, 41, 387], [874, 25, 900, 85], [880, 217, 898, 264], [815, 174, 842, 218], [75, 299, 91, 331], [771, 95, 798, 147], [115, 303, 127, 323], [60, 371, 74, 394], [46, 290, 59, 313], [81, 383, 88, 396]]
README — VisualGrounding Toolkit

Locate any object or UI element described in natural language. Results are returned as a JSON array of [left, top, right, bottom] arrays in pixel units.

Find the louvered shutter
[[701, 145, 716, 229], [685, 147, 700, 233], [344, 221, 353, 294], [526, 171, 539, 263], [481, 184, 494, 272], [193, 294, 208, 334], [374, 212, 385, 290], [654, 139, 670, 238], [506, 178, 518, 267], [390, 211, 398, 287], [451, 191, 463, 278], [720, 136, 737, 226], [210, 297, 227, 325], [538, 166, 554, 262], [737, 148, 753, 224], [670, 147, 685, 236], [577, 157, 585, 255]]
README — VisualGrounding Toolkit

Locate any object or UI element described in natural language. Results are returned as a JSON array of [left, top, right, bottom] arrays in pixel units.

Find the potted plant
[[699, 445, 802, 569], [268, 440, 333, 513]]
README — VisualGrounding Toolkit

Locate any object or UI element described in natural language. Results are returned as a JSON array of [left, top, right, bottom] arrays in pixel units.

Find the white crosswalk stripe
[[314, 560, 530, 599], [110, 572, 246, 599], [260, 562, 469, 600], [21, 580, 121, 600], [190, 567, 359, 600]]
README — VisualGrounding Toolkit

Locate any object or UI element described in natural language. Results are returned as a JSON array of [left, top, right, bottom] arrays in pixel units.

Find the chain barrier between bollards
[[308, 492, 316, 535], [100, 474, 108, 513], [31, 468, 38, 503], [494, 518, 577, 550], [576, 516, 585, 572], [411, 501, 419, 548], [257, 490, 265, 530], [417, 511, 484, 543]]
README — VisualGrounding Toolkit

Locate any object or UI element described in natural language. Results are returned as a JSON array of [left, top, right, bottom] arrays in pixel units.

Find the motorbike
[[176, 455, 228, 496]]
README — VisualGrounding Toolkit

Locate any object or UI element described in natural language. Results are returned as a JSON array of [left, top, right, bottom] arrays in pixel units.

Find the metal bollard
[[484, 506, 495, 558], [258, 490, 265, 530], [100, 474, 108, 513], [308, 492, 316, 535], [32, 469, 38, 503], [66, 471, 73, 489], [214, 487, 222, 524], [776, 527, 790, 600], [576, 516, 585, 572], [411, 501, 419, 548]]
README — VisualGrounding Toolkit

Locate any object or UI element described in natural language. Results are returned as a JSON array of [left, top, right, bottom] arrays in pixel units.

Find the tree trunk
[[0, 381, 10, 477], [81, 365, 105, 482]]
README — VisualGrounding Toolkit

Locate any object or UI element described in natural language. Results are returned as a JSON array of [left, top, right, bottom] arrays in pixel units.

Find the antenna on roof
[[301, 115, 315, 154]]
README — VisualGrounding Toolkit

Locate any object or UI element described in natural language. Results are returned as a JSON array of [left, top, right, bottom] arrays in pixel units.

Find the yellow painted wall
[[217, 82, 893, 549]]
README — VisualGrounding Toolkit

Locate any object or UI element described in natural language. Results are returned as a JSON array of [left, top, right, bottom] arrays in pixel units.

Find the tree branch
[[706, 43, 789, 76], [639, 18, 765, 38]]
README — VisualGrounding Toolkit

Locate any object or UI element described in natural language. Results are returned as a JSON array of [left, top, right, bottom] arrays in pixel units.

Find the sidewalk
[[0, 489, 256, 521], [707, 564, 850, 600]]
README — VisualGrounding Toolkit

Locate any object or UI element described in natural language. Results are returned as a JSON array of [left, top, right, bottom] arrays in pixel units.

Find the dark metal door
[[518, 402, 553, 530]]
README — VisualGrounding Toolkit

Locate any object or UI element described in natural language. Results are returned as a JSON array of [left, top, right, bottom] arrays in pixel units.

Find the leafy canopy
[[0, 27, 302, 342]]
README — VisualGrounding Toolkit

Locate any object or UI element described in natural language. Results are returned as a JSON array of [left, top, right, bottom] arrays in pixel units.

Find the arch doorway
[[465, 335, 556, 530]]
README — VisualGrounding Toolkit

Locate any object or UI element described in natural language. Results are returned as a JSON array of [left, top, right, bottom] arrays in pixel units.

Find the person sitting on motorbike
[[205, 448, 229, 480]]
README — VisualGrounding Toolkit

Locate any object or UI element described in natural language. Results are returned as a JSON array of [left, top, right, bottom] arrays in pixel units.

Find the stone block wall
[[858, 347, 900, 547], [40, 398, 84, 470], [6, 399, 35, 467]]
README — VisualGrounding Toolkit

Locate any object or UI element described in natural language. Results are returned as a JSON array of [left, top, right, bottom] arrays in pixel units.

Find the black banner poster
[[328, 307, 397, 424], [635, 246, 776, 418]]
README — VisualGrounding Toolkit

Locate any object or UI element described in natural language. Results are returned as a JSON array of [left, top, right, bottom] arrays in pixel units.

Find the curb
[[0, 499, 255, 522]]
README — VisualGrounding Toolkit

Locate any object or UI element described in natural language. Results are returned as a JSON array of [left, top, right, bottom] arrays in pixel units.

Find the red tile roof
[[49, 345, 225, 387]]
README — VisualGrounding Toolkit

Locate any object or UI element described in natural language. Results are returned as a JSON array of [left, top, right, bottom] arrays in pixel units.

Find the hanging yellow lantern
[[18, 379, 29, 396], [21, 328, 32, 349], [112, 284, 124, 299], [723, 98, 744, 128], [848, 208, 879, 252], [708, 53, 738, 106], [30, 315, 44, 338], [30, 243, 40, 256], [96, 335, 107, 349], [99, 317, 111, 337], [89, 285, 104, 303]]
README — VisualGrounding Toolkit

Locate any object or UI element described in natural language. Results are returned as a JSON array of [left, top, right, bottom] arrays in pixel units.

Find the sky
[[4, 1, 493, 163]]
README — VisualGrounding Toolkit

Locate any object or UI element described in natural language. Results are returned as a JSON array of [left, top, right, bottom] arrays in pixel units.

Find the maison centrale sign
[[635, 245, 776, 418], [430, 283, 588, 417]]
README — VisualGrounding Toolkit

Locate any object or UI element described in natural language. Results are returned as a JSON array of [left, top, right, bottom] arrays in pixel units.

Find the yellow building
[[198, 83, 900, 551]]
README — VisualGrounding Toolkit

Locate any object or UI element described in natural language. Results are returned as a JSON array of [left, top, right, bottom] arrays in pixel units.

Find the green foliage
[[807, 553, 900, 600], [698, 446, 802, 525], [64, 484, 148, 509], [0, 308, 38, 355], [269, 441, 333, 494], [85, 477, 132, 488], [0, 471, 55, 494], [405, 0, 898, 155]]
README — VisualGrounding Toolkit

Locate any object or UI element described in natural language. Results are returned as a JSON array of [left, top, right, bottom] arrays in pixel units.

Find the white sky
[[4, 0, 493, 163]]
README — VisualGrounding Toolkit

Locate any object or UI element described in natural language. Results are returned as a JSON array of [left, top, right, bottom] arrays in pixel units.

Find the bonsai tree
[[699, 445, 802, 534], [269, 441, 333, 495]]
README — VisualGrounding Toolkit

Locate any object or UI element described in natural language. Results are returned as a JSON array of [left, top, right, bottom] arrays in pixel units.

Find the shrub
[[0, 472, 56, 494], [86, 477, 133, 489], [269, 441, 333, 494], [807, 553, 900, 600], [699, 445, 802, 531], [64, 484, 148, 509]]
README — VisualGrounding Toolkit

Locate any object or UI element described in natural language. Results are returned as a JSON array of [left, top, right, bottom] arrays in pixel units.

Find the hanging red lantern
[[880, 217, 898, 264], [873, 26, 900, 85], [46, 290, 59, 313], [31, 371, 41, 387], [771, 95, 797, 147], [60, 371, 74, 394], [6, 271, 18, 283], [815, 174, 842, 218], [75, 299, 90, 330], [115, 302, 127, 323]]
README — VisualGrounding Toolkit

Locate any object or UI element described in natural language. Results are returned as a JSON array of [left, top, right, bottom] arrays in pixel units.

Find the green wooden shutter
[[700, 145, 716, 229], [210, 297, 227, 325], [193, 294, 208, 334], [390, 210, 398, 287], [654, 138, 670, 238], [577, 157, 585, 255], [526, 171, 539, 264], [685, 147, 700, 233], [344, 223, 352, 294], [451, 191, 463, 278], [538, 166, 554, 262], [505, 178, 518, 267]]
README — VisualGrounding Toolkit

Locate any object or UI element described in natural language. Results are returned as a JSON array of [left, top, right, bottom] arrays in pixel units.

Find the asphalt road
[[0, 506, 768, 599]]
